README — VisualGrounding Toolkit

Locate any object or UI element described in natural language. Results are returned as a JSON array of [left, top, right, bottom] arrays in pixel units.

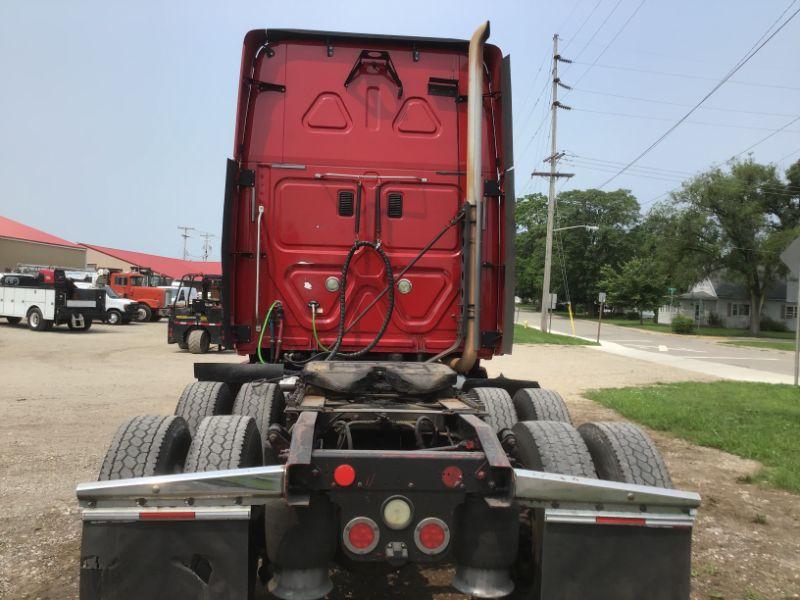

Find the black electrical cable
[[326, 240, 395, 360]]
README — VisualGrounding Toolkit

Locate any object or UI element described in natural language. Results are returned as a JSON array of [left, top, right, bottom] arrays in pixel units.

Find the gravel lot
[[0, 320, 798, 599]]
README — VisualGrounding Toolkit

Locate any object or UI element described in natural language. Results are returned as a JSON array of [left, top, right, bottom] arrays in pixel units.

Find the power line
[[568, 0, 626, 68], [571, 87, 800, 118], [569, 0, 647, 89], [561, 0, 604, 52], [572, 107, 800, 133], [595, 3, 800, 189], [569, 61, 800, 91], [733, 115, 800, 159]]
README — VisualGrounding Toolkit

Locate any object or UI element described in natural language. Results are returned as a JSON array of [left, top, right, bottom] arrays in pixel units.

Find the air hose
[[311, 305, 330, 351], [325, 240, 395, 360], [257, 300, 280, 364]]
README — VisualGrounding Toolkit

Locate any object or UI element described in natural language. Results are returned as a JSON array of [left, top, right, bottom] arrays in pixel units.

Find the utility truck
[[77, 24, 699, 600], [0, 269, 104, 331]]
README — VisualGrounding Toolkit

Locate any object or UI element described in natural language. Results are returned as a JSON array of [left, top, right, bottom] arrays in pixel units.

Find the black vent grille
[[387, 192, 403, 218], [338, 190, 354, 216]]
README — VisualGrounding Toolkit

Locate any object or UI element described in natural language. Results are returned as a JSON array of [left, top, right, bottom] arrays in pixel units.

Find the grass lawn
[[553, 312, 795, 340], [723, 340, 796, 352], [586, 381, 800, 493], [513, 324, 597, 346]]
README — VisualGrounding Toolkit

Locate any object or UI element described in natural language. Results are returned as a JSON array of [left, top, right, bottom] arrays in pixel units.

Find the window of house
[[727, 302, 749, 317], [782, 305, 798, 319]]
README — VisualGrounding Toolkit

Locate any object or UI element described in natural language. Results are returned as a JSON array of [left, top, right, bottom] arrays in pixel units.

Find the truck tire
[[6, 316, 21, 325], [98, 415, 192, 480], [512, 421, 596, 478], [187, 329, 210, 354], [175, 381, 234, 435], [232, 381, 285, 462], [150, 312, 162, 322], [184, 415, 263, 471], [106, 309, 122, 325], [578, 421, 673, 488], [67, 314, 92, 331], [136, 304, 152, 322], [178, 339, 189, 350], [467, 387, 517, 433], [513, 388, 572, 423], [27, 307, 49, 331]]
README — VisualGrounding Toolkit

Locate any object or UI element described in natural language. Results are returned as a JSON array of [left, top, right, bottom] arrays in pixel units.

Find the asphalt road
[[517, 310, 797, 383]]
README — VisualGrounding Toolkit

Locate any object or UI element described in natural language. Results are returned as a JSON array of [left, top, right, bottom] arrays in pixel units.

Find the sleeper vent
[[387, 193, 403, 218], [338, 191, 354, 217]]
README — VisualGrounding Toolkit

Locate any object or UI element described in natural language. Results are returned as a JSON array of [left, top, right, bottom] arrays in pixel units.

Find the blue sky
[[1, 1, 798, 258]]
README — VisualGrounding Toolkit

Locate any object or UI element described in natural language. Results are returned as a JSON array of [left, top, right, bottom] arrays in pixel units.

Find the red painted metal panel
[[228, 31, 510, 359]]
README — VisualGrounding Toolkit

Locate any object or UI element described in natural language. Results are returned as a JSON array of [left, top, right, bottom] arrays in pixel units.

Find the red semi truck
[[77, 24, 699, 600]]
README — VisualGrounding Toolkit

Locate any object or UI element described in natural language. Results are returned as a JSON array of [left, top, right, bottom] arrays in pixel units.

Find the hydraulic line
[[326, 241, 395, 360], [257, 300, 280, 364]]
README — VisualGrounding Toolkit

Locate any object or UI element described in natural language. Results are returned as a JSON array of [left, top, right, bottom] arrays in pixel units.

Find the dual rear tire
[[468, 386, 671, 487]]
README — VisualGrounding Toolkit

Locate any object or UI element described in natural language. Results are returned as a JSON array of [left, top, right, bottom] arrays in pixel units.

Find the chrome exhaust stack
[[450, 20, 489, 375]]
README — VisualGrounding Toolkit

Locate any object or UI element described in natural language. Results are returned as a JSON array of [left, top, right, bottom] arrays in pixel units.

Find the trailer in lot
[[77, 23, 699, 600], [1, 269, 105, 331]]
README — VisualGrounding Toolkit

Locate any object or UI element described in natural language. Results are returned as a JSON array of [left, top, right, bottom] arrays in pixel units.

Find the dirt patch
[[0, 326, 797, 599]]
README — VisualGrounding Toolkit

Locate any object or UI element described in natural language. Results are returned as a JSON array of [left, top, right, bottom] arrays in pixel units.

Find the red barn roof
[[0, 215, 81, 248], [80, 243, 221, 280]]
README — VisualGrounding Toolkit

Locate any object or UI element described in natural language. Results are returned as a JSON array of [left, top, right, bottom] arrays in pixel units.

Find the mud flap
[[537, 520, 692, 600], [79, 519, 254, 600]]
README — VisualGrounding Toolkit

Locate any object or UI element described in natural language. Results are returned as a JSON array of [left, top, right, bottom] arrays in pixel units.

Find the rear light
[[382, 496, 413, 530], [343, 517, 379, 554], [596, 516, 647, 526], [333, 464, 356, 487], [414, 517, 450, 555]]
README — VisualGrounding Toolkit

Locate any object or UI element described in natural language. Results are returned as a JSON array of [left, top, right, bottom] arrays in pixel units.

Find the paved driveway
[[516, 310, 796, 384]]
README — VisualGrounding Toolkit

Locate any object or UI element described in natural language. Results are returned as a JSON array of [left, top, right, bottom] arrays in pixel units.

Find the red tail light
[[414, 517, 450, 554], [343, 517, 379, 554], [334, 464, 356, 487]]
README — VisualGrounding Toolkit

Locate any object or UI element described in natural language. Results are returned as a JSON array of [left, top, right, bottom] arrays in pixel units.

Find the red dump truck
[[77, 23, 699, 600]]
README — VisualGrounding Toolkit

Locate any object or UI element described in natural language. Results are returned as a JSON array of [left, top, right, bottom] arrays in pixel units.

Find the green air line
[[311, 306, 330, 351], [257, 300, 279, 364]]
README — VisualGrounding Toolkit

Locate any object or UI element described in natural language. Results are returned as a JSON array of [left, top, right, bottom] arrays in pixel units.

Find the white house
[[658, 276, 798, 331]]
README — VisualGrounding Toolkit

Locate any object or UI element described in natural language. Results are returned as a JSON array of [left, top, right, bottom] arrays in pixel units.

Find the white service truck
[[0, 269, 105, 331], [73, 281, 141, 325]]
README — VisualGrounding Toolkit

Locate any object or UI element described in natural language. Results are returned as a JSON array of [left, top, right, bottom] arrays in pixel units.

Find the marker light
[[334, 464, 356, 487], [414, 517, 450, 555], [382, 496, 413, 530], [343, 517, 379, 554]]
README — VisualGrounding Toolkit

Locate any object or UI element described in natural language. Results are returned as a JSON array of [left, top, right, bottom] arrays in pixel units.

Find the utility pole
[[533, 34, 573, 332], [177, 226, 195, 260], [199, 232, 216, 261]]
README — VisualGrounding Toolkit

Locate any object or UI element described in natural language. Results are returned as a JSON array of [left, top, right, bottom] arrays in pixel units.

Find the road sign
[[549, 293, 558, 309], [668, 287, 676, 295], [780, 237, 800, 277], [598, 292, 607, 303]]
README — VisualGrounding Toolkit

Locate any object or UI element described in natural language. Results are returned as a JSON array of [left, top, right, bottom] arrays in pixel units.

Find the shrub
[[671, 315, 695, 334], [624, 310, 640, 321], [760, 316, 788, 332]]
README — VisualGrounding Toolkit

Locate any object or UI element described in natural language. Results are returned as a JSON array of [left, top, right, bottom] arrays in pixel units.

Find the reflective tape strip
[[545, 508, 694, 529], [81, 506, 251, 522]]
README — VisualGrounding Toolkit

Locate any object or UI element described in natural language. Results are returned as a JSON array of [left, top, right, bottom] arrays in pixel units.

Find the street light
[[554, 224, 599, 232], [540, 224, 599, 332]]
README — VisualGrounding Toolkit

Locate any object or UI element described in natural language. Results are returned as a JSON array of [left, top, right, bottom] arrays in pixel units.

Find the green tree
[[599, 257, 668, 322], [669, 158, 799, 334], [514, 189, 641, 312]]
